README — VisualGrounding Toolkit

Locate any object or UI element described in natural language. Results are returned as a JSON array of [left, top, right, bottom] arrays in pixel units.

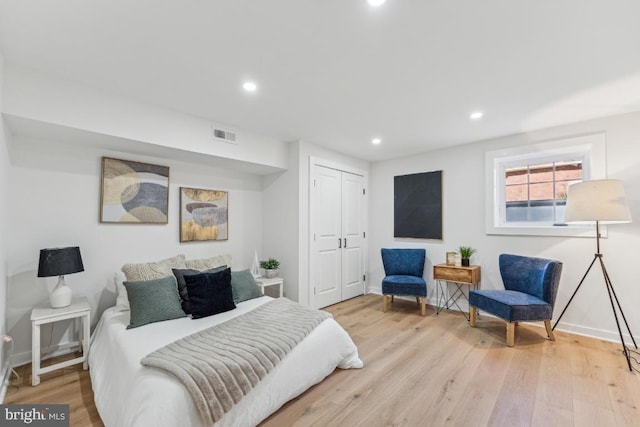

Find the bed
[[89, 295, 363, 427]]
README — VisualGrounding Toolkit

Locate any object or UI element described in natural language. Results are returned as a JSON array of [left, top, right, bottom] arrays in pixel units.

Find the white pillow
[[185, 254, 232, 271], [118, 254, 187, 312], [114, 272, 129, 312], [121, 254, 187, 282]]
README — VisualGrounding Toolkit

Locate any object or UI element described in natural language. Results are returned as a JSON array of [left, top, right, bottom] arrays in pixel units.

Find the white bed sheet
[[89, 296, 363, 427]]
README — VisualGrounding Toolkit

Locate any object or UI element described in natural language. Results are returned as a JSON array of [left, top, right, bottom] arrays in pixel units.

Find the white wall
[[0, 53, 10, 370], [262, 142, 300, 301], [369, 111, 640, 343], [6, 138, 264, 364]]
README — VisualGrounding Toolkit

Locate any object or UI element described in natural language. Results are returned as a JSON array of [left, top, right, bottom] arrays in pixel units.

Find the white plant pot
[[265, 269, 278, 278]]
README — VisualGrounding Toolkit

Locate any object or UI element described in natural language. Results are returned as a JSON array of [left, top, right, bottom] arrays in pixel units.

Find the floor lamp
[[552, 179, 638, 372]]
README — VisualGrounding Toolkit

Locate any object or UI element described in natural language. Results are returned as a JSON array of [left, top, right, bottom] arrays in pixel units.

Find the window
[[485, 133, 606, 236], [504, 159, 582, 224]]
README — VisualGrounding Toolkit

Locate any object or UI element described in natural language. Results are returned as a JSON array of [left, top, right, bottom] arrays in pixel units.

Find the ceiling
[[1, 0, 640, 162]]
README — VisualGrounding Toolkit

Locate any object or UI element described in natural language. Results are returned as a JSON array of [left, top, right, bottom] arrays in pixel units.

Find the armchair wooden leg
[[544, 320, 555, 341], [391, 295, 394, 303], [416, 296, 420, 305], [506, 322, 515, 347], [469, 306, 477, 327], [420, 297, 426, 316], [383, 295, 388, 313]]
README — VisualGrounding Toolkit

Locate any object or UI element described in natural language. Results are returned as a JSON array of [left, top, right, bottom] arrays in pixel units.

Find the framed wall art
[[180, 187, 228, 242], [394, 170, 443, 239], [100, 157, 170, 223]]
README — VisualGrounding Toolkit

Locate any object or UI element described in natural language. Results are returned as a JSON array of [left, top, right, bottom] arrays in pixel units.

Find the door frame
[[309, 156, 369, 309]]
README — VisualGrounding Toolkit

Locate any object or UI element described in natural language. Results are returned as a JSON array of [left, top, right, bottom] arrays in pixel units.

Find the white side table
[[255, 276, 284, 297], [31, 297, 90, 386]]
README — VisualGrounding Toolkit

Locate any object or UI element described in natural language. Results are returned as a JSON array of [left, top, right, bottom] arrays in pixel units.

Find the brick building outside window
[[504, 161, 582, 223]]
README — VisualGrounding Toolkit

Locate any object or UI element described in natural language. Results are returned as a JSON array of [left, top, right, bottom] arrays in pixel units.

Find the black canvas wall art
[[394, 171, 442, 239]]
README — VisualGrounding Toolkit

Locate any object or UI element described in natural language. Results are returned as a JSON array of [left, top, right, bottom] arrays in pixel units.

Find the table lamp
[[37, 246, 84, 308]]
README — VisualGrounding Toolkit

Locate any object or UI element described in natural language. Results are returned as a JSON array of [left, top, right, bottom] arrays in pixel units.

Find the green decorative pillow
[[124, 276, 186, 329], [231, 269, 263, 303]]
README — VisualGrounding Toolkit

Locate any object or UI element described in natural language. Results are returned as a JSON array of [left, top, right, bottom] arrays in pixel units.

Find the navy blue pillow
[[184, 268, 236, 319], [172, 265, 227, 314]]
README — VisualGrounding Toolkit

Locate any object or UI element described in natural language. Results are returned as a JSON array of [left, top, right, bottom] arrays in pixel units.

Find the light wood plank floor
[[6, 294, 639, 426]]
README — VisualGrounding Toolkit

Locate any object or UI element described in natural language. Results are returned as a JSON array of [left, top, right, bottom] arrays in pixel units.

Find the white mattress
[[89, 296, 363, 427]]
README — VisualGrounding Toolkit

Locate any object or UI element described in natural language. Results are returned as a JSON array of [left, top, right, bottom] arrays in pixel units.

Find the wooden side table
[[434, 264, 481, 321], [31, 297, 90, 386], [255, 276, 284, 297]]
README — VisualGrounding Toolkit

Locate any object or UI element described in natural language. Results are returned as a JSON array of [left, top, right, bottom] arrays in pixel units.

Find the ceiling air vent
[[211, 124, 238, 144]]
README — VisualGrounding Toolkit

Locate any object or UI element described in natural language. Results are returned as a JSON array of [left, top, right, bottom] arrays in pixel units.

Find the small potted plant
[[260, 258, 280, 278], [458, 246, 476, 267]]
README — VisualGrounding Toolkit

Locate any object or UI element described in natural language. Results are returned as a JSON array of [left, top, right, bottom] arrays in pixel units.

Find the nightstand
[[434, 264, 481, 321], [255, 276, 284, 297], [30, 297, 90, 386]]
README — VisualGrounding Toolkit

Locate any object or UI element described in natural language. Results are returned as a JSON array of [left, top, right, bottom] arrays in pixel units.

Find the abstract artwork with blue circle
[[100, 157, 170, 224]]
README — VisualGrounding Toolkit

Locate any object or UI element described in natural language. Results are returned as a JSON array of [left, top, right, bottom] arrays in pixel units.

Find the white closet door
[[341, 172, 364, 300], [313, 166, 342, 308], [311, 164, 365, 308]]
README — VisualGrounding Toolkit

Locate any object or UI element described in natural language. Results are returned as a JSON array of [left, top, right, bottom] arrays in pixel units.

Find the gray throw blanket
[[141, 298, 331, 425]]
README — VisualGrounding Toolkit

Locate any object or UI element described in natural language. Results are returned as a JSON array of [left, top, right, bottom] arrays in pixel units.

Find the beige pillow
[[122, 254, 187, 282], [185, 254, 232, 271]]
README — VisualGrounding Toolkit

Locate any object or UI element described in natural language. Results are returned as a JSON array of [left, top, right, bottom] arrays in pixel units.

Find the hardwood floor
[[4, 352, 103, 426], [5, 294, 639, 426]]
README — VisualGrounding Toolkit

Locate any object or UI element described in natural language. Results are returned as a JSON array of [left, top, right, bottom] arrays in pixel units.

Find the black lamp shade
[[37, 247, 84, 277]]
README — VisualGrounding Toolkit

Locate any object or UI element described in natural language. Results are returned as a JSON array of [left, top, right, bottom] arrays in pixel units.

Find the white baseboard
[[551, 320, 639, 344], [10, 340, 81, 369], [365, 287, 639, 345]]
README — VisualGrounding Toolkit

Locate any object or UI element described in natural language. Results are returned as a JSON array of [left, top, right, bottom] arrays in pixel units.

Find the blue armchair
[[469, 254, 563, 347], [381, 248, 427, 316]]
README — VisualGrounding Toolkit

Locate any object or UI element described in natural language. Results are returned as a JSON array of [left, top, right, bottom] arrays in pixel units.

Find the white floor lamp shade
[[564, 179, 631, 224]]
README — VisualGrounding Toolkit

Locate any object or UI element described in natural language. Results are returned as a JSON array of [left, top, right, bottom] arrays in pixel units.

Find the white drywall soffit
[[2, 65, 288, 172], [3, 115, 284, 176]]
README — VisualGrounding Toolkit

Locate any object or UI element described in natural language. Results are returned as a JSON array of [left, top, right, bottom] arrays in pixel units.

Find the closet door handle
[[343, 238, 347, 248], [338, 238, 342, 248]]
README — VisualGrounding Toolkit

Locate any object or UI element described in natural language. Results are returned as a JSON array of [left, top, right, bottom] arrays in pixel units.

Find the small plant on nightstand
[[458, 246, 476, 267], [260, 258, 280, 278]]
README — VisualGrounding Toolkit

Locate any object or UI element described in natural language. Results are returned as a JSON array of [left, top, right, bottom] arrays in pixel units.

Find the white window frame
[[485, 133, 606, 237]]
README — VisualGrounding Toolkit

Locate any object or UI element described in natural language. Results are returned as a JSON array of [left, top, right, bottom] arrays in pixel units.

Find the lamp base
[[50, 276, 72, 308], [553, 252, 638, 372]]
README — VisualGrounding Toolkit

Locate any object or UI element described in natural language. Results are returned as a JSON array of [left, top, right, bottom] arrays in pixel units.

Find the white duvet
[[89, 296, 363, 427]]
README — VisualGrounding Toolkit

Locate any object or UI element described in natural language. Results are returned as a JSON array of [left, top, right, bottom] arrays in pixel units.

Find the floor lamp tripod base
[[553, 252, 638, 372]]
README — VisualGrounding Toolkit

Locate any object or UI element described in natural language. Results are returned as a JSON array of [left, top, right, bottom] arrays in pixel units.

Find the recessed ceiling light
[[372, 138, 382, 145], [470, 111, 483, 120], [368, 0, 386, 7], [242, 81, 257, 92]]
